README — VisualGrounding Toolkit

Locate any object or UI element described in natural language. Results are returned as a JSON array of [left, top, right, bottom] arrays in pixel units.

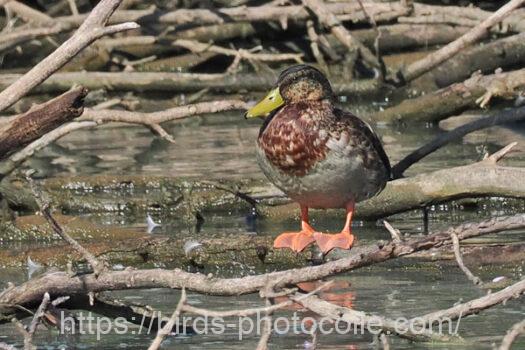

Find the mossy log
[[1, 158, 524, 223], [1, 213, 524, 270]]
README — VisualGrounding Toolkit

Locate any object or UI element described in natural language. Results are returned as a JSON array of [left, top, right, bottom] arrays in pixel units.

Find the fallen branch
[[0, 24, 65, 55], [303, 0, 380, 70], [55, 1, 410, 27], [414, 278, 525, 326], [172, 39, 303, 64], [148, 289, 186, 350], [4, 1, 54, 26], [349, 24, 470, 53], [431, 32, 525, 87], [451, 233, 483, 287], [0, 71, 383, 95], [391, 104, 525, 178], [0, 213, 523, 311], [26, 174, 106, 277], [360, 146, 524, 218], [0, 86, 87, 161], [373, 68, 525, 124], [499, 319, 525, 350], [403, 3, 525, 34], [0, 0, 139, 113], [396, 0, 525, 83]]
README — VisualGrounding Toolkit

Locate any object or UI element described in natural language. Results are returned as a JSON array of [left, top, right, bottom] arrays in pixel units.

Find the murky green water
[[1, 97, 524, 349]]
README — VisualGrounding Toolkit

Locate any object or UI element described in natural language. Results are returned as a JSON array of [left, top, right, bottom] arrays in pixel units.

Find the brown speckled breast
[[257, 101, 331, 176]]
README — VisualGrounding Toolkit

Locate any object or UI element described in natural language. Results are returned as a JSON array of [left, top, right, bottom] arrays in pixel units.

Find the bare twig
[[413, 278, 525, 326], [483, 142, 518, 164], [303, 0, 380, 70], [451, 233, 483, 286], [19, 292, 51, 349], [256, 283, 274, 350], [0, 0, 139, 113], [172, 39, 303, 64], [25, 174, 106, 277], [383, 220, 402, 243], [398, 0, 525, 83], [148, 289, 187, 350], [27, 292, 50, 335], [66, 0, 79, 16], [181, 281, 332, 319], [4, 1, 54, 25], [499, 319, 525, 350], [306, 20, 329, 75], [379, 333, 390, 350]]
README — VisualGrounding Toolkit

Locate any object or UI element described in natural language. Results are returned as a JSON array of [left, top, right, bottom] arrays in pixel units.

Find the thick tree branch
[[0, 86, 87, 161], [0, 214, 523, 312], [0, 0, 139, 113], [391, 104, 525, 178], [397, 0, 525, 83]]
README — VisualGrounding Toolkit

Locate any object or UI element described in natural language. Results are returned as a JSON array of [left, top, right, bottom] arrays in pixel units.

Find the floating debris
[[184, 240, 203, 255], [492, 276, 506, 283], [112, 264, 125, 271], [303, 340, 315, 349], [146, 214, 161, 234], [27, 256, 44, 279]]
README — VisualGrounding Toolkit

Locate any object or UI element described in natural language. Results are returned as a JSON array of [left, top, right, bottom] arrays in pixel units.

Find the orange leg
[[273, 205, 316, 252], [314, 201, 356, 254]]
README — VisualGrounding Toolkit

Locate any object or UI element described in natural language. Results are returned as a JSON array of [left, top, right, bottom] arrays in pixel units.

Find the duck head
[[244, 64, 334, 119]]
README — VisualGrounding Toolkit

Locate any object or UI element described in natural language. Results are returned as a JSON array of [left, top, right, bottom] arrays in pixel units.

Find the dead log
[[0, 71, 384, 95], [405, 3, 525, 34], [349, 24, 470, 53], [0, 86, 87, 161], [396, 0, 525, 84], [1, 150, 524, 221], [391, 106, 525, 178], [431, 32, 525, 87], [372, 68, 525, 123], [55, 1, 410, 27], [1, 213, 524, 270]]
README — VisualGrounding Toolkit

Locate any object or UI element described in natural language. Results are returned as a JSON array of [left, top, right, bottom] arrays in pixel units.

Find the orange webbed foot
[[274, 225, 316, 253], [314, 230, 355, 254]]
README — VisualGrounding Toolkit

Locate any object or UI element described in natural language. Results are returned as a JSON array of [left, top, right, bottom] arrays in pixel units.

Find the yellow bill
[[244, 87, 284, 119]]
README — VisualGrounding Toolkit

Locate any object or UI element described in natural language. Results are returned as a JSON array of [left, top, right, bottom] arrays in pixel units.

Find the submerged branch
[[0, 213, 523, 310]]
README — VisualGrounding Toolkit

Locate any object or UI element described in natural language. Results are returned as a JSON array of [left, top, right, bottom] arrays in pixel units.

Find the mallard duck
[[245, 65, 391, 254]]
